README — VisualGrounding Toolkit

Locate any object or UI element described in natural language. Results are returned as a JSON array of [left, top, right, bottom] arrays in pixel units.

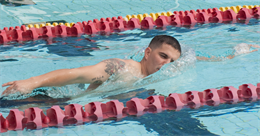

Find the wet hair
[[148, 35, 181, 54]]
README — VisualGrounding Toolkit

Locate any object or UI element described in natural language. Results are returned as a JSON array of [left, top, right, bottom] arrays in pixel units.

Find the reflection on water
[[0, 37, 107, 57]]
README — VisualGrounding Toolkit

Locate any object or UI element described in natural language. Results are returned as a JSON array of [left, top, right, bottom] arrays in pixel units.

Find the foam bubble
[[234, 43, 250, 56], [133, 44, 196, 86], [46, 84, 86, 98]]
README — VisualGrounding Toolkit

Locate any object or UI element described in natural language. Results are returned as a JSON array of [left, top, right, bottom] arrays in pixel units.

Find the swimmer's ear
[[144, 47, 152, 60]]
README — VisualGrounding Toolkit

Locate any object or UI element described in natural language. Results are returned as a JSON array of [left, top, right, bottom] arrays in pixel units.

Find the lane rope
[[0, 5, 259, 44], [0, 83, 259, 132]]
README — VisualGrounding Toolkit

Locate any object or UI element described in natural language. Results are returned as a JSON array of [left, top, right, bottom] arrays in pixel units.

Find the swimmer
[[2, 35, 182, 95]]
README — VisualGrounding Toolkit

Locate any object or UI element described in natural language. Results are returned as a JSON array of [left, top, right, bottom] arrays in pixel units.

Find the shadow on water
[[0, 89, 70, 110], [42, 38, 103, 57], [148, 101, 259, 135], [0, 88, 155, 110], [104, 89, 260, 136], [0, 37, 108, 57]]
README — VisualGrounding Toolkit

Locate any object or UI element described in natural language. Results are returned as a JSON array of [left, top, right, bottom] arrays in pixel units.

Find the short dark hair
[[148, 35, 181, 54]]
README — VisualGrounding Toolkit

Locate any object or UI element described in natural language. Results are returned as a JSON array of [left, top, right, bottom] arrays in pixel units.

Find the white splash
[[234, 43, 251, 56]]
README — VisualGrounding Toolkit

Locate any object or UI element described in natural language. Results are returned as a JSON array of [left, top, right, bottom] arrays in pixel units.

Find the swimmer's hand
[[248, 44, 259, 53], [2, 78, 38, 95], [249, 44, 260, 48]]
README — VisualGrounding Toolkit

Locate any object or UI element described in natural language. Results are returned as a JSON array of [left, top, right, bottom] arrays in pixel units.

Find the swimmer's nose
[[163, 59, 171, 65]]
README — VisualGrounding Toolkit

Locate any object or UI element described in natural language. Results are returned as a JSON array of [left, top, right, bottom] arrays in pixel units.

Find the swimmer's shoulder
[[123, 59, 141, 69], [100, 58, 135, 67], [101, 58, 141, 70], [109, 58, 138, 65]]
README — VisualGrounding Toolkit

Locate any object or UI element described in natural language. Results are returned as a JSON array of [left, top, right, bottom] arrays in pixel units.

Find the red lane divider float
[[0, 83, 259, 133], [1, 7, 260, 44]]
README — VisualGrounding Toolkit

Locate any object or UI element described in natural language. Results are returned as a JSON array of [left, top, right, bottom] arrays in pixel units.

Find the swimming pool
[[1, 0, 260, 135]]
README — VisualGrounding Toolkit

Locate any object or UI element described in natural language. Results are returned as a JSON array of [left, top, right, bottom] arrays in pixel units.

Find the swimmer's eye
[[160, 53, 168, 59], [160, 53, 174, 62]]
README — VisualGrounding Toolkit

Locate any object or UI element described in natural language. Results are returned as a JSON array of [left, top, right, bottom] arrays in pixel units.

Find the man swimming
[[2, 35, 182, 95], [2, 35, 259, 96]]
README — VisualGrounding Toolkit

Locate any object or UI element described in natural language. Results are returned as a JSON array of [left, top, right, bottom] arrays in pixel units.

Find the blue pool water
[[1, 0, 260, 135]]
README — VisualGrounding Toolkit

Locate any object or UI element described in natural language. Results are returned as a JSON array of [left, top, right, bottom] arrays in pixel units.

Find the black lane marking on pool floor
[[0, 0, 35, 7], [0, 59, 18, 62]]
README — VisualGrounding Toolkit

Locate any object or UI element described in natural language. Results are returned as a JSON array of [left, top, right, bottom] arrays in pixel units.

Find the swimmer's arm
[[1, 64, 107, 95], [197, 47, 258, 61], [35, 64, 108, 87], [196, 51, 257, 61], [196, 44, 259, 61], [2, 58, 126, 95], [249, 44, 260, 48], [196, 55, 235, 61]]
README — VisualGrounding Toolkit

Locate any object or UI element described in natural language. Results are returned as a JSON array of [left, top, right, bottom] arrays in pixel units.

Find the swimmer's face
[[145, 43, 181, 75]]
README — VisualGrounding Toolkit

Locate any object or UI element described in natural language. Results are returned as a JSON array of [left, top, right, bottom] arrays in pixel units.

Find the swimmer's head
[[148, 35, 181, 53], [141, 35, 181, 76]]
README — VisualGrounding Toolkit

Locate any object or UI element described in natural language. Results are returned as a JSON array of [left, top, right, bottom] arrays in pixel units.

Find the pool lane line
[[22, 4, 260, 28], [0, 5, 259, 44], [12, 4, 260, 30], [0, 4, 260, 44], [0, 83, 259, 132], [24, 4, 260, 28]]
